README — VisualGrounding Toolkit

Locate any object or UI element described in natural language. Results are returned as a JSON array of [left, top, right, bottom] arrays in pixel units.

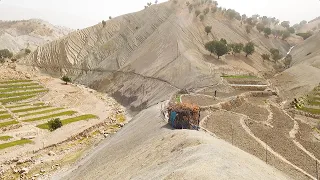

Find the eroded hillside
[[22, 0, 292, 110], [0, 19, 72, 52]]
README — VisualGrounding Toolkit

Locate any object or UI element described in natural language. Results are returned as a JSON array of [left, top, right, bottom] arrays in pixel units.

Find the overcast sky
[[0, 0, 319, 29]]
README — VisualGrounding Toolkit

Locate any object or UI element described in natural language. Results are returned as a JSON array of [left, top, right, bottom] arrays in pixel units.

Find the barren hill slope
[[272, 31, 320, 100], [22, 0, 291, 110], [0, 19, 72, 52]]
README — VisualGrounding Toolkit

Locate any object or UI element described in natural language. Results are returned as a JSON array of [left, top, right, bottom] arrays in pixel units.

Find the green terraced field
[[0, 136, 13, 141], [0, 86, 44, 93], [0, 121, 19, 128], [37, 114, 98, 129], [0, 139, 32, 150], [5, 104, 29, 109], [12, 106, 51, 113], [20, 108, 64, 118], [0, 114, 12, 120], [0, 89, 48, 98], [0, 111, 7, 114], [0, 83, 39, 89], [23, 111, 77, 122], [0, 80, 33, 84], [0, 95, 38, 104]]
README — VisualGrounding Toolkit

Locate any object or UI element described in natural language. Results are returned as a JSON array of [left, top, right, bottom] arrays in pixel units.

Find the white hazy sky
[[0, 0, 319, 29]]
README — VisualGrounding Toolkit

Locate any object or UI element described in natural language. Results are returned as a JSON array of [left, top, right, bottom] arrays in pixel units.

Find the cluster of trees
[[48, 118, 63, 131], [205, 39, 255, 59], [0, 49, 13, 63]]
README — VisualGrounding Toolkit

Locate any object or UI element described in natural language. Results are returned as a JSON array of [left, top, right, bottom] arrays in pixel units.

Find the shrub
[[284, 54, 292, 68], [203, 7, 209, 15], [188, 4, 193, 13], [245, 25, 252, 34], [282, 30, 290, 40], [230, 43, 244, 55], [281, 21, 290, 28], [261, 54, 270, 61], [205, 26, 212, 35], [199, 15, 204, 21], [288, 27, 295, 34], [102, 20, 106, 27], [48, 118, 62, 131], [243, 42, 255, 57], [195, 10, 201, 17], [270, 48, 282, 61], [263, 27, 271, 37], [61, 75, 71, 85], [25, 49, 31, 54], [256, 23, 264, 33]]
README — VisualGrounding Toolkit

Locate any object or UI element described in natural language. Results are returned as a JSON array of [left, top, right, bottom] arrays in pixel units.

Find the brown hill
[[22, 0, 291, 110]]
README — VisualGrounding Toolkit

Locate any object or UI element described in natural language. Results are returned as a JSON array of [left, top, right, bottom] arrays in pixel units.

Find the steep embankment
[[272, 32, 320, 100], [22, 0, 290, 110], [0, 19, 72, 52], [55, 103, 290, 180]]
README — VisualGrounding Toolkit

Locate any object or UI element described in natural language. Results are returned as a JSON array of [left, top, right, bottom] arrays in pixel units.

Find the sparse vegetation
[[0, 49, 13, 60], [61, 75, 72, 85], [203, 7, 209, 15], [37, 115, 98, 130], [245, 25, 252, 34], [195, 10, 201, 17], [0, 139, 32, 150], [0, 136, 13, 141], [205, 26, 212, 35], [282, 30, 290, 40], [243, 42, 255, 57], [0, 121, 19, 128], [256, 23, 264, 33], [47, 118, 63, 131], [270, 48, 282, 61], [261, 54, 270, 61], [199, 15, 204, 21], [296, 32, 313, 40]]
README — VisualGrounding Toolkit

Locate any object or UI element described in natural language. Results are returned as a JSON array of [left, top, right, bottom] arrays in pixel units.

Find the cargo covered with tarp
[[167, 103, 200, 130]]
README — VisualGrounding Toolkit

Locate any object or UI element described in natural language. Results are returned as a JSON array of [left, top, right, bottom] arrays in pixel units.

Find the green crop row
[[23, 111, 77, 122], [37, 114, 98, 129]]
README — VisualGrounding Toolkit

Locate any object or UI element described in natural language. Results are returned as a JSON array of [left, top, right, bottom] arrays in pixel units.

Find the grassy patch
[[176, 94, 181, 103], [0, 95, 37, 104], [116, 114, 126, 123], [0, 139, 32, 150], [37, 114, 98, 129], [0, 121, 19, 128], [33, 102, 45, 106], [221, 75, 257, 79], [5, 103, 29, 109], [20, 108, 64, 118], [23, 111, 77, 122], [0, 86, 44, 93], [0, 80, 33, 84], [299, 107, 320, 115], [0, 89, 48, 98], [0, 114, 12, 120], [308, 101, 320, 106], [0, 136, 13, 141], [0, 111, 7, 114], [0, 83, 39, 89], [12, 106, 51, 113]]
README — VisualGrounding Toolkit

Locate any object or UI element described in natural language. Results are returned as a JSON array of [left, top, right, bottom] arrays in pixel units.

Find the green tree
[[270, 48, 282, 61], [282, 30, 290, 40], [241, 14, 247, 22], [0, 49, 13, 59], [195, 10, 201, 17], [61, 75, 72, 85], [199, 14, 204, 21], [205, 40, 228, 59], [211, 6, 217, 13], [109, 16, 112, 20], [288, 27, 295, 34], [232, 43, 244, 55], [263, 27, 271, 37], [256, 23, 265, 33], [205, 26, 212, 35], [102, 20, 106, 27], [219, 38, 227, 45], [226, 9, 237, 20], [281, 21, 290, 28], [243, 42, 255, 57], [48, 118, 63, 131]]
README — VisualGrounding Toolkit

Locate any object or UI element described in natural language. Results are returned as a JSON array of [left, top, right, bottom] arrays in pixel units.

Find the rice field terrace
[[0, 79, 98, 150]]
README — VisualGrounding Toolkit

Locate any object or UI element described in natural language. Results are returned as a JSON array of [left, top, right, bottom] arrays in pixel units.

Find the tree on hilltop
[[61, 75, 72, 85], [205, 40, 228, 59]]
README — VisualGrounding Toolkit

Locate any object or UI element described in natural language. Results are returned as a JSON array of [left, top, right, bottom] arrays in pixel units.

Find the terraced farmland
[[294, 85, 320, 116], [0, 79, 99, 151]]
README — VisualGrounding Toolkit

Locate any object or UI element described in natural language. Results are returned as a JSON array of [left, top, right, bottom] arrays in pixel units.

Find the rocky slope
[[22, 0, 292, 110], [0, 19, 72, 52]]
